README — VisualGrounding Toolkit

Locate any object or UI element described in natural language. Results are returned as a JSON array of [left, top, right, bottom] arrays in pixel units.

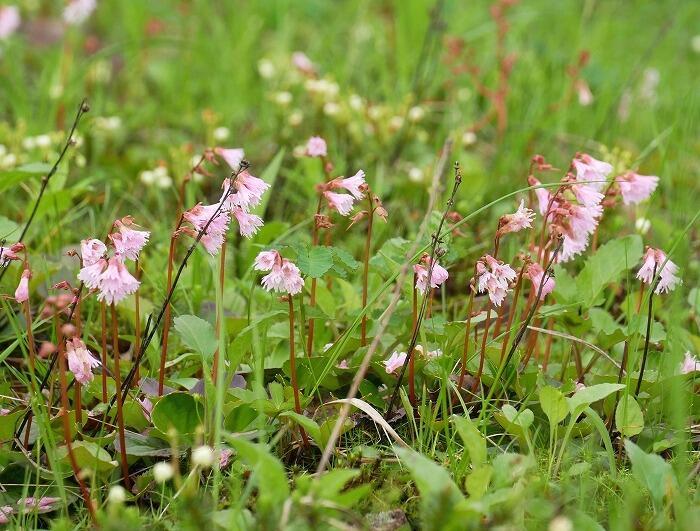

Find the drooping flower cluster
[[636, 247, 681, 294], [77, 219, 146, 304], [323, 170, 367, 216], [531, 152, 661, 262], [254, 250, 304, 295], [65, 337, 100, 384], [475, 255, 517, 306], [181, 148, 269, 253], [413, 254, 449, 294], [0, 5, 20, 40], [497, 200, 535, 237]]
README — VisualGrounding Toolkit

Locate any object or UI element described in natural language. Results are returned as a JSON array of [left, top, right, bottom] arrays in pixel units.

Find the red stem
[[360, 192, 374, 346], [289, 296, 309, 448], [112, 304, 131, 489]]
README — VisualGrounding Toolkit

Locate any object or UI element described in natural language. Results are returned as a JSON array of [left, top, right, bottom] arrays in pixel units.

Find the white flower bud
[[274, 92, 293, 106], [213, 127, 230, 141], [288, 110, 303, 127], [462, 131, 477, 146], [408, 106, 425, 122], [635, 217, 651, 235], [258, 59, 276, 79], [191, 445, 215, 468], [153, 461, 174, 483], [108, 485, 127, 504]]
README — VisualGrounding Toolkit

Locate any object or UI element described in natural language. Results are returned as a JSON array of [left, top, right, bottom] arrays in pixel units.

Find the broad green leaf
[[567, 383, 625, 415], [295, 245, 334, 278], [224, 404, 258, 432], [57, 441, 117, 473], [465, 464, 492, 499], [615, 394, 644, 437], [539, 386, 569, 425], [279, 411, 322, 444], [394, 447, 464, 530], [0, 410, 23, 443], [576, 235, 643, 306], [228, 438, 290, 519], [173, 315, 217, 360], [452, 415, 487, 466], [624, 439, 677, 510], [502, 404, 534, 430], [0, 163, 51, 192], [589, 308, 624, 337], [151, 392, 204, 435]]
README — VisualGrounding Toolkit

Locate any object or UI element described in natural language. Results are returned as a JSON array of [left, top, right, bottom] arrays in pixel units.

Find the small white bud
[[258, 59, 276, 79], [288, 110, 303, 127], [274, 91, 293, 106], [35, 134, 52, 149], [191, 445, 215, 468], [213, 127, 230, 141], [635, 217, 651, 235], [323, 102, 340, 116], [692, 35, 700, 54], [408, 106, 425, 122], [462, 131, 477, 146], [548, 516, 573, 531], [108, 485, 127, 504], [153, 461, 174, 483]]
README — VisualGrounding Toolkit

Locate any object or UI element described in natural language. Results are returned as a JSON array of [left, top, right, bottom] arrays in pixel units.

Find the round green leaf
[[151, 392, 204, 435], [539, 386, 569, 425]]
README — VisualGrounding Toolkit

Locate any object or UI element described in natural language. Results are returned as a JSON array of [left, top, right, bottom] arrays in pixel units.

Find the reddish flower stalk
[[408, 274, 418, 406], [498, 262, 527, 362], [472, 300, 495, 393], [57, 329, 97, 526], [288, 295, 309, 448], [73, 295, 82, 425], [100, 301, 108, 403], [158, 224, 182, 395], [20, 280, 37, 449], [111, 304, 131, 489], [360, 192, 375, 347], [457, 284, 475, 390], [306, 194, 325, 357]]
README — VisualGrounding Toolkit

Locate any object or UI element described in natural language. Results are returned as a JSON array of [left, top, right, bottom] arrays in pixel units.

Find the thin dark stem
[[158, 227, 180, 396], [101, 301, 108, 402], [408, 277, 418, 406], [0, 99, 89, 278], [385, 163, 462, 418], [133, 258, 141, 387], [457, 287, 475, 389], [634, 265, 657, 397]]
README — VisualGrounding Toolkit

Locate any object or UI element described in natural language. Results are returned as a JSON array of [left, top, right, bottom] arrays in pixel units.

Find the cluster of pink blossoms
[[636, 247, 681, 294], [304, 136, 367, 217], [254, 250, 304, 295], [77, 216, 148, 305], [530, 153, 659, 262], [475, 255, 518, 307], [0, 496, 61, 524], [182, 148, 269, 254], [413, 254, 449, 294]]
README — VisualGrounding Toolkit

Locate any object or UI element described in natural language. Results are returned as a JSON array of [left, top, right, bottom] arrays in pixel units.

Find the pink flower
[[65, 337, 100, 384], [337, 359, 349, 369], [17, 496, 61, 513], [526, 263, 555, 298], [111, 217, 150, 260], [572, 153, 613, 190], [80, 238, 106, 266], [529, 176, 557, 217], [219, 448, 234, 468], [575, 79, 593, 106], [77, 258, 107, 289], [0, 5, 20, 40], [383, 351, 407, 374], [0, 242, 24, 265], [255, 250, 304, 295], [231, 207, 264, 238], [680, 352, 699, 374], [254, 250, 279, 271], [332, 170, 366, 200], [63, 0, 96, 25], [617, 172, 659, 205], [215, 147, 245, 170], [557, 203, 603, 262], [292, 51, 315, 75], [183, 203, 230, 255], [575, 381, 587, 392], [223, 170, 270, 211], [96, 257, 140, 304], [571, 182, 604, 207], [323, 191, 354, 216], [15, 268, 30, 303], [636, 247, 681, 294], [306, 136, 327, 157], [414, 256, 449, 294], [498, 200, 535, 236], [475, 255, 517, 307]]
